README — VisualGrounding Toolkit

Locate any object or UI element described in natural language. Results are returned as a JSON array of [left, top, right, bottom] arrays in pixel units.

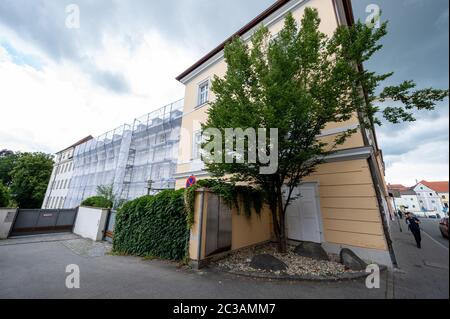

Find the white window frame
[[197, 79, 210, 107], [192, 130, 203, 161]]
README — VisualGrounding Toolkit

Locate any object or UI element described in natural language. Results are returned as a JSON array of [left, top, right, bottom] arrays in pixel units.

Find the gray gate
[[10, 209, 78, 237], [205, 194, 232, 257], [104, 210, 116, 243]]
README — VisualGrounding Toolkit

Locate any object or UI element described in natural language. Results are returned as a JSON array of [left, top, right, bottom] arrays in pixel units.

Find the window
[[412, 205, 416, 208], [192, 131, 203, 160], [159, 133, 167, 144], [197, 80, 209, 106]]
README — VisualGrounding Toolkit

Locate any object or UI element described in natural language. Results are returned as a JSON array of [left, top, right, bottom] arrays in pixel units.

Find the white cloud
[[0, 26, 196, 153], [385, 140, 449, 185]]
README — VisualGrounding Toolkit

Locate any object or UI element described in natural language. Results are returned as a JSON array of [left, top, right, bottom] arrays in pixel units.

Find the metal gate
[[104, 210, 116, 243], [205, 194, 232, 257], [10, 209, 78, 237]]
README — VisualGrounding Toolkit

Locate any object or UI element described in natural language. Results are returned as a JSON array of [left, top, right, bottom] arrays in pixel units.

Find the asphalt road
[[419, 219, 449, 249], [1, 229, 447, 299], [0, 234, 389, 299]]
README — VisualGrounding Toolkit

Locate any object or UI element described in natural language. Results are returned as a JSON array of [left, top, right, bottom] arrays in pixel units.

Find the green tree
[[0, 150, 19, 186], [0, 181, 11, 207], [10, 153, 54, 208], [202, 9, 448, 252]]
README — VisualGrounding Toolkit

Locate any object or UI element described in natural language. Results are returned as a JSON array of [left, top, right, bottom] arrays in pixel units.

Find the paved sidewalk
[[0, 233, 80, 246], [390, 219, 449, 299]]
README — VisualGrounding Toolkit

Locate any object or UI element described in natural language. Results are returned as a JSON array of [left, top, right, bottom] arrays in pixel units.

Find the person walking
[[405, 212, 422, 249]]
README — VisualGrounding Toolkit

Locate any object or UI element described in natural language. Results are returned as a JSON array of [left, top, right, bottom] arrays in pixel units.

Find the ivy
[[184, 179, 264, 229], [112, 189, 189, 261]]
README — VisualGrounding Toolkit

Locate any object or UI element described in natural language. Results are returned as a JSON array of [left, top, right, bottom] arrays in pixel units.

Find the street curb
[[210, 265, 388, 282]]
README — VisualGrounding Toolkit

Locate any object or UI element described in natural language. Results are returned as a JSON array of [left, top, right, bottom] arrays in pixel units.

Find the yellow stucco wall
[[303, 159, 388, 251], [176, 0, 352, 178], [179, 0, 390, 259]]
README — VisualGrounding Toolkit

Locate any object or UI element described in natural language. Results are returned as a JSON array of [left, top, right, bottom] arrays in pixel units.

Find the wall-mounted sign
[[186, 175, 197, 188]]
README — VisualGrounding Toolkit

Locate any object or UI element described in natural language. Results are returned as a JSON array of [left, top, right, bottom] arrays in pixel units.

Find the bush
[[81, 196, 113, 209], [113, 189, 189, 261], [0, 182, 11, 207]]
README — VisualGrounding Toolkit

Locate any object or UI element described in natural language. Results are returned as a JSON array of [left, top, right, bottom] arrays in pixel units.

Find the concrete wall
[[73, 206, 109, 241], [0, 208, 18, 239]]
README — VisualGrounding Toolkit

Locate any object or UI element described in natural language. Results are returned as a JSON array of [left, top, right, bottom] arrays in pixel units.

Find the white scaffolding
[[64, 99, 183, 208]]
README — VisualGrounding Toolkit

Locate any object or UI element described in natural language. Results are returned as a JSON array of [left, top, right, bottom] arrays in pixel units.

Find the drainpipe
[[367, 155, 398, 268], [338, 0, 398, 268], [196, 190, 205, 268]]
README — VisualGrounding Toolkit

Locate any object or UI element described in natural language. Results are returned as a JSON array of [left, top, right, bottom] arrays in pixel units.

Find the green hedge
[[112, 189, 189, 261], [81, 196, 113, 209]]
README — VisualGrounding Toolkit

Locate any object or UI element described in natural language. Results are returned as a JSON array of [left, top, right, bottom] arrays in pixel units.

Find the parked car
[[414, 211, 438, 219], [439, 218, 449, 239]]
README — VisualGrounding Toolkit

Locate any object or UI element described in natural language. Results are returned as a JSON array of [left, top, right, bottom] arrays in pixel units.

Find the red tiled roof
[[419, 181, 449, 193], [388, 184, 409, 191]]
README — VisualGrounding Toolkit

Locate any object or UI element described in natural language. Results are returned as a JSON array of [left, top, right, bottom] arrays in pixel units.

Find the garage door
[[285, 184, 323, 243], [10, 209, 78, 237]]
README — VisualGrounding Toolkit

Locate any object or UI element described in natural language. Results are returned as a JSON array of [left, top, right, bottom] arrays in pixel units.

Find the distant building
[[388, 184, 421, 213], [42, 136, 93, 209], [414, 181, 449, 213], [62, 99, 184, 208]]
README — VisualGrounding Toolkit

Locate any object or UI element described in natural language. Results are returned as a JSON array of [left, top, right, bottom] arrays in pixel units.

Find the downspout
[[339, 0, 398, 268], [196, 189, 206, 268]]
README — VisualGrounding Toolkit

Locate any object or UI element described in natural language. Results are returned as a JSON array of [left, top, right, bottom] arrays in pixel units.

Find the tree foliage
[[9, 153, 54, 209], [0, 181, 11, 208], [202, 9, 448, 252], [0, 150, 19, 186]]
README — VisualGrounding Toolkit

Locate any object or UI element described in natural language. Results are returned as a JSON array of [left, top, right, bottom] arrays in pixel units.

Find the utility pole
[[146, 180, 153, 196], [389, 192, 402, 233]]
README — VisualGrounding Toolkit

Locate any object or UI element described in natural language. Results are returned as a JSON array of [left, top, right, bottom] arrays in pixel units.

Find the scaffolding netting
[[65, 99, 183, 208]]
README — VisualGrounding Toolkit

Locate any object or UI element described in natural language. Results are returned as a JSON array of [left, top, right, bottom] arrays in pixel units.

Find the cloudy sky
[[0, 0, 448, 186]]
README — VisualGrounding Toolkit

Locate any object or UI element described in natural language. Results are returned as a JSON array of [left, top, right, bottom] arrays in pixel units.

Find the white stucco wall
[[0, 208, 17, 239], [73, 207, 109, 241], [414, 184, 445, 213]]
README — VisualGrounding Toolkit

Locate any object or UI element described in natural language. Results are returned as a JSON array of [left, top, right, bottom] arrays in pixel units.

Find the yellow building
[[174, 0, 396, 268]]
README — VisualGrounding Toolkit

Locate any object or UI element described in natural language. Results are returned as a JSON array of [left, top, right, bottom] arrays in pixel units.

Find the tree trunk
[[269, 196, 281, 251], [276, 184, 287, 253]]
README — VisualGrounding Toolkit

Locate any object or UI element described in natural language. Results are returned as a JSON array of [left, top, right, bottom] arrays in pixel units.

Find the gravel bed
[[215, 243, 356, 277]]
